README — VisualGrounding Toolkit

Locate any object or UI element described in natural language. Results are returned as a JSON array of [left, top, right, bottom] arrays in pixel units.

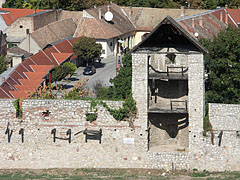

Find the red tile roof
[[52, 53, 73, 65], [227, 9, 240, 24], [74, 3, 135, 39], [31, 65, 53, 72], [0, 38, 79, 99], [0, 8, 45, 26], [177, 9, 228, 39]]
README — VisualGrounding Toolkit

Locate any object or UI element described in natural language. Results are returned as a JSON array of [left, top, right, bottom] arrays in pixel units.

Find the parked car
[[83, 65, 96, 75]]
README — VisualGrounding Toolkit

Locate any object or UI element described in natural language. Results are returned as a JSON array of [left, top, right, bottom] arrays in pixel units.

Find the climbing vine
[[86, 96, 137, 126], [86, 112, 98, 122], [13, 98, 22, 118], [85, 100, 98, 123]]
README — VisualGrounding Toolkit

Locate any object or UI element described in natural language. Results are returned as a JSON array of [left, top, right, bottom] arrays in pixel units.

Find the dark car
[[83, 65, 96, 75]]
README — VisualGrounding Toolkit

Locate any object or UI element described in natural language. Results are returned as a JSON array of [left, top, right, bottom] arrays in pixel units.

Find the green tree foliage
[[2, 0, 239, 10], [0, 56, 8, 74], [2, 0, 24, 8], [52, 62, 77, 82], [110, 53, 132, 99], [73, 37, 102, 66], [98, 53, 132, 99], [200, 27, 240, 104]]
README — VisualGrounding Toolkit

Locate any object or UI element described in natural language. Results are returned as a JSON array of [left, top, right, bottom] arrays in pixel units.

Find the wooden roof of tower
[[131, 16, 208, 54]]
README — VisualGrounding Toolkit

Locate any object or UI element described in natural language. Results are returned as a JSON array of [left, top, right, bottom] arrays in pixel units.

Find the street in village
[[54, 55, 117, 97]]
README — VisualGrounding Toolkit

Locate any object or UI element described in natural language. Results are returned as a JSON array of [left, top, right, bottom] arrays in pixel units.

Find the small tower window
[[20, 25, 23, 28]]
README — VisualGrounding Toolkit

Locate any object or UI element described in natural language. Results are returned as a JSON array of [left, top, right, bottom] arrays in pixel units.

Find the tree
[[110, 53, 132, 99], [97, 53, 132, 99], [0, 56, 8, 74], [73, 37, 102, 66], [51, 62, 77, 82], [2, 0, 24, 8], [200, 27, 240, 104]]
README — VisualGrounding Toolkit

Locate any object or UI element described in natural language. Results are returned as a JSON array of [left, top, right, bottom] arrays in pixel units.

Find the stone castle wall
[[0, 100, 239, 171], [0, 99, 147, 169]]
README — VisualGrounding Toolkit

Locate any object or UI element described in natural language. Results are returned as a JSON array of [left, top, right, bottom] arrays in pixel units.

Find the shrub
[[86, 112, 97, 122], [63, 62, 77, 75], [52, 62, 77, 82]]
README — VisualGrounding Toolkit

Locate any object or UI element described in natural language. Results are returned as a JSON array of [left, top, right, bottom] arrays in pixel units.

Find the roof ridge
[[176, 8, 224, 21]]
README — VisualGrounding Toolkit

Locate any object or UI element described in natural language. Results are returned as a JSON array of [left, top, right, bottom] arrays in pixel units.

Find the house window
[[20, 25, 23, 28], [110, 42, 113, 46], [102, 49, 105, 54]]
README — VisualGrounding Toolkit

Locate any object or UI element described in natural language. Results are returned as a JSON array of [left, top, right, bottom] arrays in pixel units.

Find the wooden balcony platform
[[148, 107, 188, 114]]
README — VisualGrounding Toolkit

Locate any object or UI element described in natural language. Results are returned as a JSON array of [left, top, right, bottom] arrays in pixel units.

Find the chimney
[[220, 12, 223, 22], [181, 6, 185, 16], [225, 4, 228, 9], [225, 12, 228, 24], [199, 17, 203, 27], [99, 8, 101, 20], [192, 18, 195, 28], [1, 77, 5, 83], [129, 6, 132, 19], [26, 29, 30, 52]]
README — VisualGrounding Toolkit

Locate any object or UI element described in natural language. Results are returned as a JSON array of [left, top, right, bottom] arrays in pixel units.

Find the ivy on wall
[[86, 97, 137, 126]]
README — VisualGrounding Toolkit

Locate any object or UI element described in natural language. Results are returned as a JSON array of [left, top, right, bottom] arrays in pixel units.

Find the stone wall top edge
[[22, 99, 124, 103], [148, 152, 189, 155], [132, 51, 203, 55], [0, 99, 15, 102], [209, 103, 240, 107]]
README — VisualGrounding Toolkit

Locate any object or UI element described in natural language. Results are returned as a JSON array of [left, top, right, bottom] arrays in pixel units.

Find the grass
[[190, 170, 210, 177], [0, 169, 239, 180]]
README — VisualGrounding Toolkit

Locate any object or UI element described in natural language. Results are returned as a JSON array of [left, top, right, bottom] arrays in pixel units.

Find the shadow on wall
[[149, 113, 188, 138], [149, 80, 188, 99]]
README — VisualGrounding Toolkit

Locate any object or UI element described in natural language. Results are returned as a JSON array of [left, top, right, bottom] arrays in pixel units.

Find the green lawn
[[0, 169, 239, 180]]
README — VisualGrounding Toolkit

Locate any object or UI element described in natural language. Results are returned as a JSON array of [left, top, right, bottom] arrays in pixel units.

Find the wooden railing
[[167, 66, 187, 76], [170, 100, 188, 111]]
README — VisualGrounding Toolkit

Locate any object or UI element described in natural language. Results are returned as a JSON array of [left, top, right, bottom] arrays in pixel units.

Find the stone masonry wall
[[132, 53, 189, 170], [0, 99, 148, 169], [0, 99, 190, 170], [207, 103, 240, 171], [8, 17, 33, 37], [1, 100, 239, 171], [33, 10, 60, 31], [131, 53, 148, 141], [187, 53, 205, 170]]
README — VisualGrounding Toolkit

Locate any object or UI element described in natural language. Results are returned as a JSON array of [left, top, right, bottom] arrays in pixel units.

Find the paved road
[[54, 56, 117, 97], [85, 60, 116, 89]]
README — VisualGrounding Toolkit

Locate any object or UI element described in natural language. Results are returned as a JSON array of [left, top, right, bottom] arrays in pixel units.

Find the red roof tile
[[54, 40, 73, 53], [1, 13, 14, 26], [6, 78, 18, 90], [31, 65, 53, 72], [24, 72, 47, 79], [1, 82, 14, 98], [10, 71, 25, 84], [22, 58, 36, 72], [15, 84, 38, 91], [10, 90, 32, 99], [0, 38, 79, 99], [15, 65, 28, 79], [19, 79, 44, 87], [43, 46, 59, 64], [0, 88, 11, 98], [30, 50, 54, 65], [227, 9, 240, 24], [52, 53, 73, 65], [0, 8, 45, 25]]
